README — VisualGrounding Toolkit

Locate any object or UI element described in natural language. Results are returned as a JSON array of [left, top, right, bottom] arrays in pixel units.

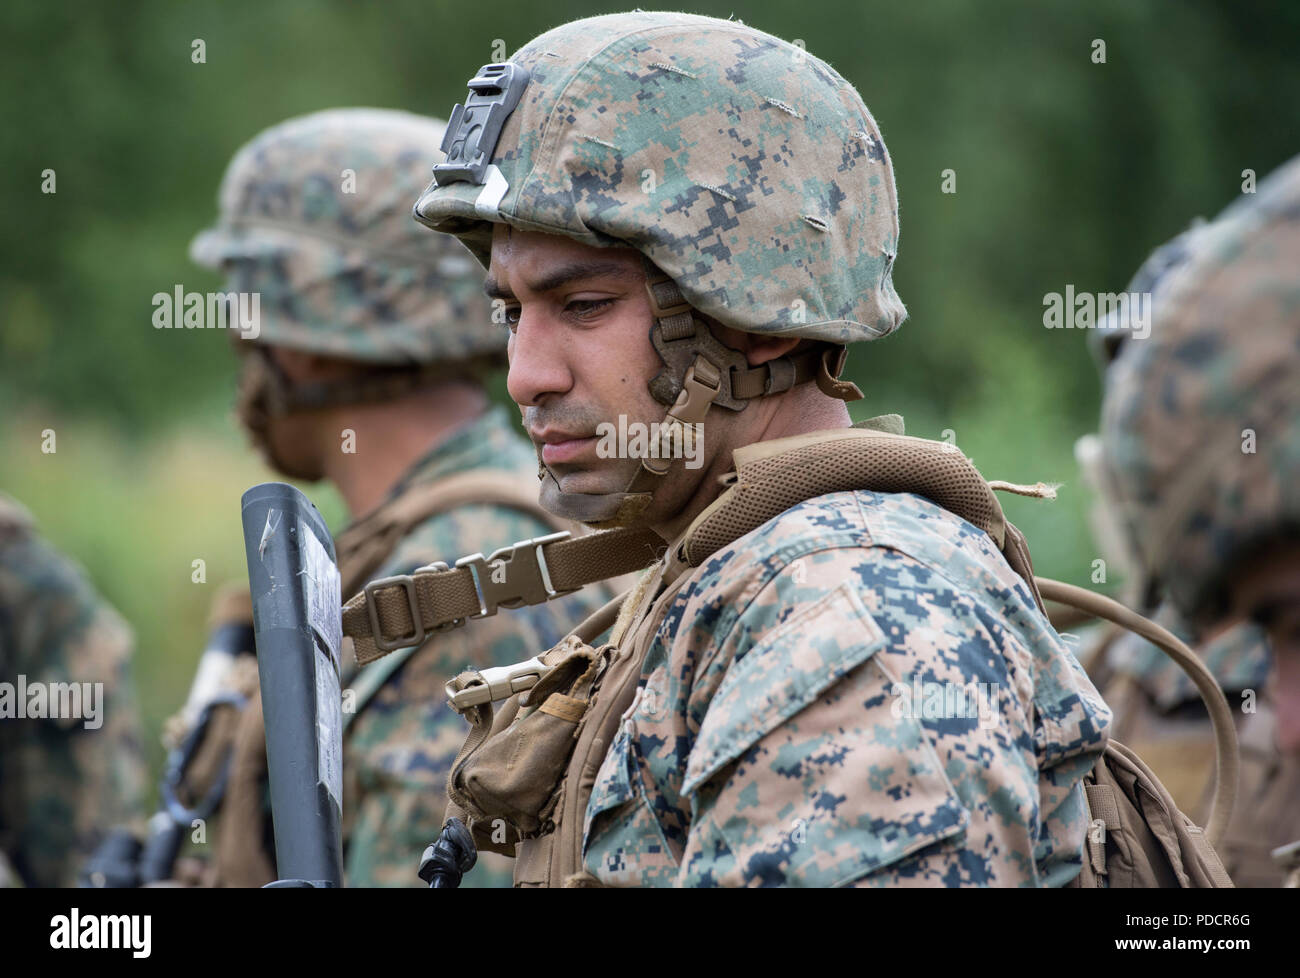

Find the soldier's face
[[489, 226, 669, 498]]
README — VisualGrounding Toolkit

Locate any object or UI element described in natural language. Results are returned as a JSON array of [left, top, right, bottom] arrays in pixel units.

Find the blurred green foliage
[[1, 0, 1297, 792]]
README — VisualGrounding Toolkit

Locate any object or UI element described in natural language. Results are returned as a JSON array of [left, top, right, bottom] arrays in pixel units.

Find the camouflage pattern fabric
[[1101, 154, 1300, 621], [191, 108, 503, 365], [0, 493, 146, 887], [1100, 154, 1300, 884], [340, 405, 613, 887], [1107, 603, 1270, 713], [1086, 219, 1211, 369], [582, 490, 1112, 886], [414, 11, 907, 344]]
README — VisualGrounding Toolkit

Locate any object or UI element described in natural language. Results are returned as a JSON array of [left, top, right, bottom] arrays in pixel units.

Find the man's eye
[[565, 298, 614, 319], [502, 306, 522, 330]]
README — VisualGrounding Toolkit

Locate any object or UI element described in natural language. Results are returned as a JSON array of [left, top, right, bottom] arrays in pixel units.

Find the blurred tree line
[[3, 0, 1296, 431], [1, 0, 1297, 776]]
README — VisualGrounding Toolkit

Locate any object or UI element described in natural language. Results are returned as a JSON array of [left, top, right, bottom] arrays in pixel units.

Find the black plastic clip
[[434, 62, 531, 187]]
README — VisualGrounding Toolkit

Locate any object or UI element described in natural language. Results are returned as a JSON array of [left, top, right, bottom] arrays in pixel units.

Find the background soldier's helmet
[[412, 12, 905, 525], [191, 107, 502, 366], [1088, 219, 1212, 370], [1101, 154, 1300, 622]]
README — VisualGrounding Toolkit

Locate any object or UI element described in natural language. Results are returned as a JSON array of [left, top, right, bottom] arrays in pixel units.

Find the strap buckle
[[446, 655, 554, 713], [455, 530, 573, 619], [363, 575, 424, 654]]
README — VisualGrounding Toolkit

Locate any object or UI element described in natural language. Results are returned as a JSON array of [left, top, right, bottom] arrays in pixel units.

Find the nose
[[505, 307, 574, 408]]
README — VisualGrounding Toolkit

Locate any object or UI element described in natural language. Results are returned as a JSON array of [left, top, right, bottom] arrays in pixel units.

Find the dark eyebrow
[[483, 260, 639, 300], [483, 276, 513, 300]]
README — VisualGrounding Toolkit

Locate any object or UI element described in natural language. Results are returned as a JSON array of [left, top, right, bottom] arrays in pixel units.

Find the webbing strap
[[1084, 782, 1119, 877], [336, 468, 576, 722], [343, 527, 666, 664], [335, 468, 572, 601], [342, 428, 1034, 664]]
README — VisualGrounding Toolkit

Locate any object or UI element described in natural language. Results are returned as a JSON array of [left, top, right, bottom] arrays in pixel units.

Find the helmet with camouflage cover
[[1087, 219, 1211, 371], [1101, 154, 1300, 623], [192, 107, 501, 367], [1077, 219, 1215, 605], [191, 109, 505, 475], [412, 11, 906, 526]]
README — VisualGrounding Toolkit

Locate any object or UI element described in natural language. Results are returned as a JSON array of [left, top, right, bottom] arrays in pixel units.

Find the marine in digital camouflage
[[1101, 154, 1300, 623], [1077, 214, 1272, 831], [0, 492, 146, 887], [583, 490, 1109, 887], [1101, 153, 1300, 885], [339, 405, 611, 888], [412, 12, 1112, 886], [186, 108, 614, 887]]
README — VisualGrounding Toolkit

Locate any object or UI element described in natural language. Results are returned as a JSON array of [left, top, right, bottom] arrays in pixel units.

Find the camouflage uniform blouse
[[583, 490, 1111, 886]]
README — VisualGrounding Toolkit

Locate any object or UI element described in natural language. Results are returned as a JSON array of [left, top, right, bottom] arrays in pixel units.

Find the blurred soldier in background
[[1100, 154, 1300, 886], [1073, 224, 1271, 818], [157, 108, 614, 887], [0, 491, 147, 886]]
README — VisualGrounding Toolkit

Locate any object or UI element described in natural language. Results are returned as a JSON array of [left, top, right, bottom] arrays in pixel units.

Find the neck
[[321, 383, 489, 519], [649, 389, 851, 543]]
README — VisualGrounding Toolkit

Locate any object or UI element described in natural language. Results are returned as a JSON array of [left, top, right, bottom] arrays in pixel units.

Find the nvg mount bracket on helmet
[[434, 62, 531, 187]]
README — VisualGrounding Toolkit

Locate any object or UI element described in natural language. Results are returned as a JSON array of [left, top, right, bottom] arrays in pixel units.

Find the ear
[[740, 333, 802, 367], [268, 346, 357, 383], [709, 319, 801, 366], [264, 346, 318, 383]]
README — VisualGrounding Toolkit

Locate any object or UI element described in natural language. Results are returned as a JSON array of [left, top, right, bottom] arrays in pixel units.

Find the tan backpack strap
[[211, 688, 277, 887], [1000, 521, 1047, 614], [342, 527, 665, 665], [1034, 578, 1239, 850], [344, 428, 1038, 665], [1186, 824, 1234, 887], [336, 469, 574, 600], [680, 429, 1009, 564], [1083, 782, 1119, 881]]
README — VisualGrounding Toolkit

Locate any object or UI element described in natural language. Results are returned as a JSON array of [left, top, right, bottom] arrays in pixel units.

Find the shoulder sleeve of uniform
[[673, 543, 976, 886], [667, 498, 1108, 887]]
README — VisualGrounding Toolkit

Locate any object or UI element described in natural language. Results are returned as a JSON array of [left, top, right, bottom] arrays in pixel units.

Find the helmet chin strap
[[538, 266, 864, 529]]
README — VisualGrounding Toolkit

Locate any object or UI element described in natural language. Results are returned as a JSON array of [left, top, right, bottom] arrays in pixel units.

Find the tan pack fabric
[[516, 559, 697, 887], [1070, 740, 1232, 888], [444, 635, 611, 851]]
